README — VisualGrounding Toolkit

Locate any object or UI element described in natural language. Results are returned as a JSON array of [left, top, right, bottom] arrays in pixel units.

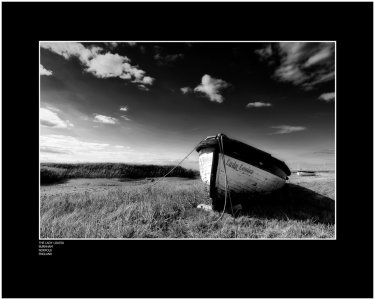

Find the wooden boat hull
[[197, 134, 291, 206]]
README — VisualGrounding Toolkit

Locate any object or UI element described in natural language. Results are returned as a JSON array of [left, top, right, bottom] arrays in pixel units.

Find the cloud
[[40, 42, 154, 90], [254, 44, 273, 60], [137, 84, 149, 91], [120, 106, 128, 111], [314, 149, 335, 155], [93, 114, 119, 124], [120, 115, 131, 121], [270, 125, 306, 134], [246, 101, 272, 108], [153, 46, 184, 65], [318, 92, 335, 102], [40, 108, 74, 128], [40, 42, 101, 64], [180, 87, 193, 94], [105, 42, 118, 49], [40, 146, 71, 154], [128, 42, 137, 47], [255, 42, 335, 90], [40, 135, 133, 162], [194, 74, 230, 103], [86, 53, 129, 78], [40, 64, 53, 76]]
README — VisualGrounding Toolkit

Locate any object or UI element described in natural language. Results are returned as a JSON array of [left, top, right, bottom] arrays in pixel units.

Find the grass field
[[40, 164, 335, 239]]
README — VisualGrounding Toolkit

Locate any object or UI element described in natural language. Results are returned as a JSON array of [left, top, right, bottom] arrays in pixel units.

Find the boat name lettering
[[225, 159, 254, 175]]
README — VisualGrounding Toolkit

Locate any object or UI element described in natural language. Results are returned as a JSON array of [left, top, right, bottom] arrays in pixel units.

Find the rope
[[210, 136, 228, 225], [150, 135, 238, 237], [219, 135, 237, 238], [210, 135, 237, 238], [149, 142, 200, 187]]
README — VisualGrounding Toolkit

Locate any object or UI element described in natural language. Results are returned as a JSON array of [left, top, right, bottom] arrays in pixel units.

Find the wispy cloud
[[40, 134, 133, 162], [40, 108, 73, 128], [246, 101, 272, 108], [105, 42, 118, 49], [137, 84, 150, 91], [40, 146, 71, 154], [313, 149, 335, 155], [254, 44, 274, 65], [120, 115, 131, 121], [194, 74, 231, 103], [270, 125, 306, 134], [180, 87, 193, 94], [318, 92, 335, 102], [154, 46, 184, 65], [40, 42, 155, 90], [93, 114, 119, 124], [40, 64, 53, 76], [255, 42, 334, 90]]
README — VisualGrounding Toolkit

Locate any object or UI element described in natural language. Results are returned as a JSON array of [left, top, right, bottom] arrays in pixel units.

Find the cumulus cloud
[[120, 106, 128, 111], [270, 125, 306, 135], [318, 92, 335, 102], [40, 42, 154, 90], [255, 42, 335, 90], [246, 101, 272, 108], [180, 87, 193, 94], [40, 108, 74, 128], [40, 64, 53, 76], [93, 114, 119, 124], [194, 74, 230, 103]]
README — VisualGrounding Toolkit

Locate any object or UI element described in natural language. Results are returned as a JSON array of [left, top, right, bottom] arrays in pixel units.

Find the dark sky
[[40, 41, 335, 170]]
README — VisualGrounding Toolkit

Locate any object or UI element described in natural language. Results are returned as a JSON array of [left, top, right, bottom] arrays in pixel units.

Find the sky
[[40, 41, 335, 171]]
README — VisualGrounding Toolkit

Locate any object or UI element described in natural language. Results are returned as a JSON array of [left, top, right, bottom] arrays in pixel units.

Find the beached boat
[[297, 170, 317, 176], [196, 133, 291, 209]]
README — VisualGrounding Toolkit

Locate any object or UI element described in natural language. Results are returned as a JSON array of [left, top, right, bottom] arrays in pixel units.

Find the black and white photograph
[[2, 2, 373, 298], [40, 41, 336, 239]]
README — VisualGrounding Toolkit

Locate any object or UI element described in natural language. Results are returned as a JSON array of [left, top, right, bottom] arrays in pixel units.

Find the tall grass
[[40, 163, 199, 185], [40, 167, 67, 185], [40, 179, 335, 239]]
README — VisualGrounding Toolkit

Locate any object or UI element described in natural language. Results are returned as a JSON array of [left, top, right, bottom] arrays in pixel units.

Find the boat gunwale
[[196, 135, 291, 178]]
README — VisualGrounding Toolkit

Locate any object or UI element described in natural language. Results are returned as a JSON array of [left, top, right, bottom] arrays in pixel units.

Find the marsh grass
[[40, 177, 335, 239], [40, 163, 199, 185]]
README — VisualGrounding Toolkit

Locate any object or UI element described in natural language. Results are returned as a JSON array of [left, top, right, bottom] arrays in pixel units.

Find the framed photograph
[[2, 2, 373, 298]]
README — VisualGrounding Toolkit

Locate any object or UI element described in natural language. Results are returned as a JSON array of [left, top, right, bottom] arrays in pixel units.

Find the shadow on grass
[[219, 184, 335, 225], [40, 178, 69, 186]]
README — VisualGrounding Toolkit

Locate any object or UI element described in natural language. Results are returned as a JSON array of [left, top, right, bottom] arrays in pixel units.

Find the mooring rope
[[213, 135, 237, 237], [150, 135, 237, 237], [208, 134, 239, 239], [149, 142, 201, 187]]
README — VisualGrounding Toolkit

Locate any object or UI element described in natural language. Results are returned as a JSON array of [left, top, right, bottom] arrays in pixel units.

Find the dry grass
[[40, 173, 335, 239]]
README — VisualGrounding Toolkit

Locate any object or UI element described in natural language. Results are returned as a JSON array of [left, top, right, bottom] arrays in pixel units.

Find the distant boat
[[196, 133, 291, 209], [297, 170, 317, 176]]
